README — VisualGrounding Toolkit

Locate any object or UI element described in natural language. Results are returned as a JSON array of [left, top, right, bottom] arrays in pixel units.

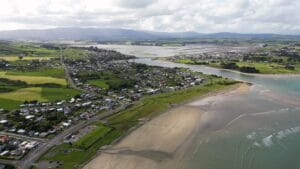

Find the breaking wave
[[247, 126, 300, 148]]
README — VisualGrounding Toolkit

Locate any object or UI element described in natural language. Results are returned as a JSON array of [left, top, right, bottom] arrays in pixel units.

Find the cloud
[[116, 0, 157, 9], [0, 0, 299, 34]]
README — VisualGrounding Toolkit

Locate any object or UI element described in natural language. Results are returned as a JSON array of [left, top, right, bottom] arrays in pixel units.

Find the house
[[0, 135, 9, 143], [10, 149, 22, 156], [25, 115, 35, 120], [0, 120, 8, 124], [57, 108, 64, 113], [39, 132, 48, 138], [0, 164, 5, 169], [64, 106, 71, 114], [0, 151, 9, 156], [17, 129, 26, 135], [62, 122, 71, 127]]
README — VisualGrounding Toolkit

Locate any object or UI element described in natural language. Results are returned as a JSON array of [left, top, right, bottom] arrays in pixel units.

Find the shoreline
[[82, 83, 248, 169], [156, 58, 300, 77], [186, 63, 300, 77]]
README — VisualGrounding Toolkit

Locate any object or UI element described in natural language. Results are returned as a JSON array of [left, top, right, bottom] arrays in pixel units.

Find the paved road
[[1, 47, 127, 169], [18, 105, 126, 169], [0, 132, 47, 143], [59, 47, 103, 97], [60, 47, 80, 90]]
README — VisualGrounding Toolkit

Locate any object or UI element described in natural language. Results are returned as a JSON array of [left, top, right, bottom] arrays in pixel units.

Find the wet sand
[[83, 84, 249, 169]]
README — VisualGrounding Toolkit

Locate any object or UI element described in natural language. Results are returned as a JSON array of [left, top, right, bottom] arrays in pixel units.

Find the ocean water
[[133, 58, 300, 169], [90, 44, 300, 169]]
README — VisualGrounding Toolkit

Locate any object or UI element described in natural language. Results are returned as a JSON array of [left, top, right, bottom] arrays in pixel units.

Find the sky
[[0, 0, 299, 34]]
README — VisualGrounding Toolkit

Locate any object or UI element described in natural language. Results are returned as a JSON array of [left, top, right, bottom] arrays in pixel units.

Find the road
[[15, 47, 127, 169], [0, 132, 47, 143], [18, 105, 126, 169], [60, 47, 81, 90], [0, 47, 127, 169]]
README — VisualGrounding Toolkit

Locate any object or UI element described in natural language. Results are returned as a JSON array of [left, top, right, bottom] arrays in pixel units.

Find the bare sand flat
[[83, 105, 203, 169], [83, 84, 247, 169]]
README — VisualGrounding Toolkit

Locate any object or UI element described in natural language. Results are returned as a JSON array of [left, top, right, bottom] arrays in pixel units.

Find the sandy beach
[[83, 84, 249, 169]]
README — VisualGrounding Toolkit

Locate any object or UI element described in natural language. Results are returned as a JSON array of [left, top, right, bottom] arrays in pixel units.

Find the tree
[[19, 54, 24, 60]]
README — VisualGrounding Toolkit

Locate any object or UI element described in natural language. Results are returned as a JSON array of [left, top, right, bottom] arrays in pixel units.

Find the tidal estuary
[[85, 45, 300, 169]]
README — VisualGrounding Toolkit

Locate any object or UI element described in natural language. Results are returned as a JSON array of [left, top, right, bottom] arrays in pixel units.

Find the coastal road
[[0, 132, 48, 143], [18, 105, 127, 169], [1, 47, 125, 169]]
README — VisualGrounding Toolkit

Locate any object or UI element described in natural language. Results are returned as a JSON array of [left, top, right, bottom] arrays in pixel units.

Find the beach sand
[[83, 84, 248, 169]]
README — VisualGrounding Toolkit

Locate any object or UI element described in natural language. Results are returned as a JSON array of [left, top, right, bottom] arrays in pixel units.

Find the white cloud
[[0, 0, 299, 34]]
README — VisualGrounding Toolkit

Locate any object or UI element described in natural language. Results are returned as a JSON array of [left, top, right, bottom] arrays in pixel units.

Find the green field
[[0, 87, 80, 110], [0, 87, 47, 102], [87, 80, 109, 89], [74, 124, 112, 149], [236, 62, 300, 74], [41, 87, 80, 100], [176, 59, 197, 64], [175, 59, 300, 74], [0, 42, 58, 56], [79, 71, 136, 90], [6, 68, 65, 78], [0, 56, 56, 61], [41, 130, 122, 169], [62, 48, 89, 59], [0, 98, 22, 111], [0, 72, 67, 85]]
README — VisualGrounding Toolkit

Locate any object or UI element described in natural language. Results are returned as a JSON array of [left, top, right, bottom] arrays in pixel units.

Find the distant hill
[[0, 28, 299, 41]]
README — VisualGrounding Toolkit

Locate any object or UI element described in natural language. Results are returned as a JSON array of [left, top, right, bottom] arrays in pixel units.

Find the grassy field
[[62, 48, 89, 59], [0, 72, 67, 85], [41, 130, 122, 169], [236, 62, 300, 74], [175, 59, 300, 74], [40, 77, 237, 169], [74, 124, 112, 149], [0, 42, 57, 56], [87, 80, 109, 89], [6, 68, 66, 78], [0, 98, 22, 110], [176, 59, 197, 64], [41, 87, 80, 100], [0, 56, 56, 61], [0, 87, 80, 110], [0, 87, 47, 102]]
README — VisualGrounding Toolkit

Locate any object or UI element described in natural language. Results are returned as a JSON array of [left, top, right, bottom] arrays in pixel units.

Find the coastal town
[[0, 39, 299, 169], [0, 44, 219, 169], [1, 1, 300, 169]]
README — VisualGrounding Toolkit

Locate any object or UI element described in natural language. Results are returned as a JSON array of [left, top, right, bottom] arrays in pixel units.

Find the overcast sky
[[0, 0, 299, 34]]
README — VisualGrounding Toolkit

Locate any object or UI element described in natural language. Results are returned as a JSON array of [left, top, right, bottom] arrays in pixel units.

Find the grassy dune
[[0, 72, 67, 85], [108, 79, 237, 131], [74, 124, 112, 149]]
